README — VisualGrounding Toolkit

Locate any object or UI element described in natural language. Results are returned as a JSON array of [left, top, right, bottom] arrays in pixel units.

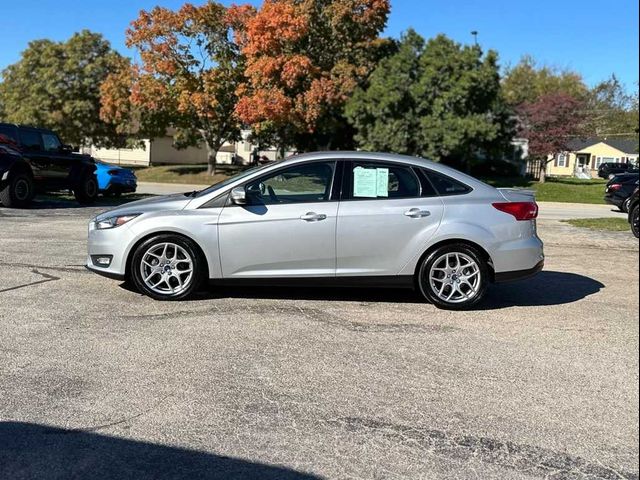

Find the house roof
[[566, 137, 639, 154]]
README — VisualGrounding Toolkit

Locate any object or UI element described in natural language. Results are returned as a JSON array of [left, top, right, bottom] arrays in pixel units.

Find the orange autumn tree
[[100, 2, 243, 175], [230, 0, 391, 156]]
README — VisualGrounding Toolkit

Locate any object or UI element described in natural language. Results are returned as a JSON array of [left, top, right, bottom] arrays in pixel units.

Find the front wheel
[[0, 172, 34, 208], [130, 234, 205, 300], [631, 205, 639, 239], [74, 174, 98, 204], [417, 244, 489, 310]]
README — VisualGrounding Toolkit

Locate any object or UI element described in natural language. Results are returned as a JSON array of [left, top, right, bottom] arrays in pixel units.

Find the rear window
[[423, 170, 472, 196]]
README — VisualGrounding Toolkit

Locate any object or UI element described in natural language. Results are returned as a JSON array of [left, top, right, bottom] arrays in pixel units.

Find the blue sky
[[0, 0, 638, 90]]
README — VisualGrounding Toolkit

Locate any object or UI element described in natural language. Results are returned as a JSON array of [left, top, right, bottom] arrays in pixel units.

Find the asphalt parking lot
[[1, 196, 638, 480]]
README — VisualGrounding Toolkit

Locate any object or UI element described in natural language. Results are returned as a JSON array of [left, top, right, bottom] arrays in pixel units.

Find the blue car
[[95, 161, 137, 196]]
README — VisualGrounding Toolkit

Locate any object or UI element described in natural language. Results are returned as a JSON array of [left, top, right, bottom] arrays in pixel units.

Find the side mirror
[[60, 144, 73, 153], [230, 186, 247, 205]]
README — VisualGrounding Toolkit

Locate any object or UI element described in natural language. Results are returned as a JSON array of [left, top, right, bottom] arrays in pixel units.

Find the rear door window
[[19, 130, 43, 152], [348, 162, 421, 200]]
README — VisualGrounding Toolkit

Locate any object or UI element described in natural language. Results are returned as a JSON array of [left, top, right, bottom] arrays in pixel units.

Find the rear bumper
[[494, 260, 544, 283], [604, 195, 623, 208]]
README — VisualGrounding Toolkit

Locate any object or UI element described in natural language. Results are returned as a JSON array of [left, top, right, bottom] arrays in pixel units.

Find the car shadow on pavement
[[185, 271, 604, 309], [0, 421, 322, 480], [481, 271, 605, 309]]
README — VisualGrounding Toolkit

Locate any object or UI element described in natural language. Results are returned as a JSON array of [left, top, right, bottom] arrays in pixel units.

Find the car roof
[[280, 151, 492, 189]]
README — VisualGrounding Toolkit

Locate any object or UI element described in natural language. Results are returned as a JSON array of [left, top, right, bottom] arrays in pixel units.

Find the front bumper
[[101, 179, 138, 194], [86, 220, 135, 280]]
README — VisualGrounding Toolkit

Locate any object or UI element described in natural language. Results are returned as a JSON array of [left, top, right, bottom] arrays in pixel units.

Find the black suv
[[0, 123, 98, 207], [597, 162, 637, 179]]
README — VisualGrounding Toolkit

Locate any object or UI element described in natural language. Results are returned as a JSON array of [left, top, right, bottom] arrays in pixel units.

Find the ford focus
[[86, 152, 544, 309]]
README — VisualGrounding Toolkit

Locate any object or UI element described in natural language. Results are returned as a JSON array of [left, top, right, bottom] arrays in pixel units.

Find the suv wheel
[[417, 243, 489, 310], [631, 205, 639, 239], [0, 172, 34, 208], [131, 234, 205, 300], [74, 174, 98, 204], [622, 197, 632, 213]]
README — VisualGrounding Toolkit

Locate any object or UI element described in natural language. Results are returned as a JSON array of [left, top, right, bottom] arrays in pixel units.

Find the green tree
[[345, 31, 514, 170], [0, 31, 123, 147], [586, 75, 639, 138], [502, 55, 588, 106]]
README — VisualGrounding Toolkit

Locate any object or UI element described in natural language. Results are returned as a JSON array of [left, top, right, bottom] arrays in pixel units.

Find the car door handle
[[300, 212, 327, 222], [404, 208, 431, 218]]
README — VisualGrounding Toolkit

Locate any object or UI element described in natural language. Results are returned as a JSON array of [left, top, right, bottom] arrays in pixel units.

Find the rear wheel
[[0, 172, 34, 208], [131, 234, 205, 300], [417, 244, 489, 310], [622, 197, 632, 213], [631, 205, 639, 238], [74, 174, 98, 204]]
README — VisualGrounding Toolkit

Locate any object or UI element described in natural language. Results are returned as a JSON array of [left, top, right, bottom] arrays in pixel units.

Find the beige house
[[88, 129, 293, 167], [546, 138, 638, 178]]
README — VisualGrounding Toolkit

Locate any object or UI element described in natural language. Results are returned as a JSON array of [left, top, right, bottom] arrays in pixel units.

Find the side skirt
[[209, 275, 415, 289]]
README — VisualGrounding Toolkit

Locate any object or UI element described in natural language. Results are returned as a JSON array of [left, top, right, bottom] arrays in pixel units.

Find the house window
[[557, 153, 567, 167]]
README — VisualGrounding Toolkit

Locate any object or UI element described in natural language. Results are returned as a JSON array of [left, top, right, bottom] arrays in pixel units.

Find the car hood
[[94, 193, 193, 221]]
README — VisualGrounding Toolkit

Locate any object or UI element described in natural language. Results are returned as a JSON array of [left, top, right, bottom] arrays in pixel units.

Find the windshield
[[194, 163, 276, 198]]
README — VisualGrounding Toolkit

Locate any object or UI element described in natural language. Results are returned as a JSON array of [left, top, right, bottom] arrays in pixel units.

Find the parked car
[[0, 123, 97, 208], [597, 162, 638, 179], [95, 161, 137, 197], [86, 152, 544, 310], [604, 173, 639, 212], [628, 187, 639, 238]]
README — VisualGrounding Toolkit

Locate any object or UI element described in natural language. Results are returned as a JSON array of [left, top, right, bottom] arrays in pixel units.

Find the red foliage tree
[[229, 0, 390, 156], [517, 93, 587, 182]]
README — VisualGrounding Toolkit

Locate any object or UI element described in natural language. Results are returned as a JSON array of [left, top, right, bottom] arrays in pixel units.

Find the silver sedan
[[86, 152, 544, 309]]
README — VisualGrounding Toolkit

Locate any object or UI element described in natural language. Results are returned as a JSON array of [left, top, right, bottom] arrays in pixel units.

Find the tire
[[130, 234, 205, 300], [417, 243, 489, 310], [622, 197, 632, 213], [631, 205, 639, 239], [0, 172, 34, 208], [74, 174, 98, 204]]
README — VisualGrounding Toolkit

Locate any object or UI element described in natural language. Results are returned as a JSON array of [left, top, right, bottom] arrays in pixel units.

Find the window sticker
[[353, 167, 390, 198], [353, 167, 378, 197], [376, 168, 389, 197]]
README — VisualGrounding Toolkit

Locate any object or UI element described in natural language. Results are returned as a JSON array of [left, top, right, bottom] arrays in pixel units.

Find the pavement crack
[[0, 269, 60, 294], [327, 417, 638, 480], [45, 395, 172, 435]]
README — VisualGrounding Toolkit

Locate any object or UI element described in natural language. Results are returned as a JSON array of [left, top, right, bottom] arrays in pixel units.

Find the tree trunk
[[539, 162, 547, 184], [204, 142, 220, 176]]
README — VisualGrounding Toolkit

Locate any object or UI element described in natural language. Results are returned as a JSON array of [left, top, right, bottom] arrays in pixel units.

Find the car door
[[336, 160, 444, 277], [40, 132, 70, 184], [218, 160, 339, 278], [17, 128, 49, 183]]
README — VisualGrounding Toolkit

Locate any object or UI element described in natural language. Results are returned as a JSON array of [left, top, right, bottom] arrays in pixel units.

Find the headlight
[[95, 213, 141, 230]]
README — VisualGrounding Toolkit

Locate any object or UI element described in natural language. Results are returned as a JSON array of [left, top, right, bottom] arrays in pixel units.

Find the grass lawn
[[134, 164, 230, 186], [482, 176, 607, 204], [561, 217, 630, 232]]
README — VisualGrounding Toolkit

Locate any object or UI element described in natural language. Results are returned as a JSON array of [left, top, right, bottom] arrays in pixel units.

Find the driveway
[[0, 199, 638, 480]]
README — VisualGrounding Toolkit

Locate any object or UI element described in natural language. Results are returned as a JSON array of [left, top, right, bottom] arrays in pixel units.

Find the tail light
[[607, 183, 622, 192], [108, 169, 120, 176], [492, 202, 539, 221]]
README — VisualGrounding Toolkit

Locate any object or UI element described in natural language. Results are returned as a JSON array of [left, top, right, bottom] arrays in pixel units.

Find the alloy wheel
[[427, 252, 482, 304], [140, 242, 194, 295]]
